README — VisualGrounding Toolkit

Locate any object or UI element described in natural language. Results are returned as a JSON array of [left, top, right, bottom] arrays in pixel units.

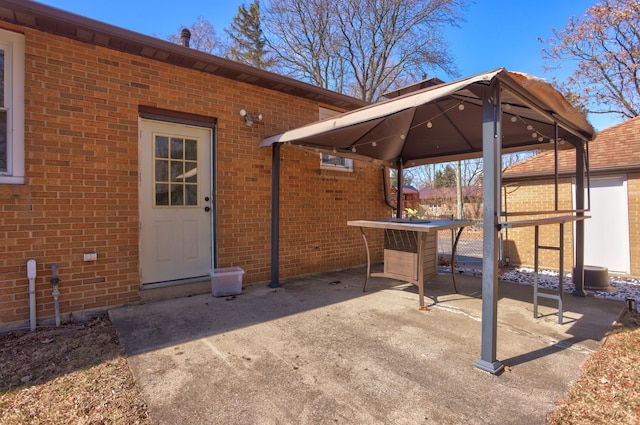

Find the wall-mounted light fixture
[[239, 109, 263, 127]]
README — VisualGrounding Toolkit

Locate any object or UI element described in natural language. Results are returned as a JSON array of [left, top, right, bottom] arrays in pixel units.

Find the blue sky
[[38, 0, 617, 130]]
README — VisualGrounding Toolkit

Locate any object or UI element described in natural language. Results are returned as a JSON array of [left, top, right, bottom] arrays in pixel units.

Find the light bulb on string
[[532, 132, 537, 138], [527, 125, 533, 131], [458, 104, 465, 111], [510, 116, 517, 123], [426, 121, 433, 128], [538, 137, 544, 142], [351, 146, 356, 153], [332, 147, 337, 153], [372, 141, 377, 147]]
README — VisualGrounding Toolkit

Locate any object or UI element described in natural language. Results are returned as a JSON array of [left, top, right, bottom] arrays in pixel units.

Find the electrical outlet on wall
[[83, 252, 97, 261]]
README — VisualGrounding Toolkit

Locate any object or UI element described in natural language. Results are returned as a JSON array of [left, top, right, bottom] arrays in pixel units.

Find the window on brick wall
[[0, 29, 25, 185], [319, 107, 353, 172]]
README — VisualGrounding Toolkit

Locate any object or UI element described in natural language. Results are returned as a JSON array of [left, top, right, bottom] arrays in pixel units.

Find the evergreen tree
[[225, 0, 275, 69], [434, 164, 456, 188]]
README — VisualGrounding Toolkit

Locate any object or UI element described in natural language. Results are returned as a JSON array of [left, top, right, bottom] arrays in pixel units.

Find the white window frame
[[320, 152, 353, 171], [0, 29, 25, 185], [319, 107, 353, 172]]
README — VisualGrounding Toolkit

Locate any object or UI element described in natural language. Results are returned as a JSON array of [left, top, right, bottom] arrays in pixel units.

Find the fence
[[432, 217, 484, 268]]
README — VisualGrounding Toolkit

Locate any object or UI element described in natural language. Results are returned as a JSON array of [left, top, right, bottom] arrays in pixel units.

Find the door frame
[[138, 114, 218, 286]]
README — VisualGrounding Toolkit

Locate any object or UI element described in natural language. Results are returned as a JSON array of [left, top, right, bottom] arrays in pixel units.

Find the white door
[[574, 176, 630, 273], [139, 119, 213, 285]]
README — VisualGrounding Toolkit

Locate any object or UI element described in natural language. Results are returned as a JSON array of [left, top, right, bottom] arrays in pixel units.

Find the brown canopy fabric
[[260, 68, 594, 167]]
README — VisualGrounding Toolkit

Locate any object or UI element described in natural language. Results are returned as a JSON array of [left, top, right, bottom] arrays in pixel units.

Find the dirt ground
[[548, 309, 640, 424], [0, 314, 151, 425]]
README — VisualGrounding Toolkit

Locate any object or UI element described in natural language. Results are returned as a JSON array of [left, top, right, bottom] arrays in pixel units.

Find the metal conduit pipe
[[27, 259, 37, 331], [51, 263, 61, 327]]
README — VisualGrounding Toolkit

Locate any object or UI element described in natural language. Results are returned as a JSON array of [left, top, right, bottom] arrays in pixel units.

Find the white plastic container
[[210, 267, 244, 297]]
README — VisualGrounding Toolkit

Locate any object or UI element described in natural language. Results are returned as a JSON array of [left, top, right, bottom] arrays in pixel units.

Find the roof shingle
[[503, 116, 640, 180]]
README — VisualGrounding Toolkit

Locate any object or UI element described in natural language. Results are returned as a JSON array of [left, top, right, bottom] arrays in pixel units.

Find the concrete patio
[[109, 267, 623, 424]]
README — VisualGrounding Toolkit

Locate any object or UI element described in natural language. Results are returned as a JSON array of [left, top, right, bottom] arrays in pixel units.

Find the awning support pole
[[396, 160, 403, 218], [573, 141, 586, 296], [475, 81, 505, 375], [269, 142, 281, 288]]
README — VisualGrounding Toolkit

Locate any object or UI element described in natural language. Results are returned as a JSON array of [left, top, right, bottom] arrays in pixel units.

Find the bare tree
[[541, 0, 640, 119], [407, 158, 481, 191], [405, 164, 438, 190], [460, 158, 483, 186], [168, 16, 223, 55], [263, 0, 347, 93], [264, 0, 465, 101]]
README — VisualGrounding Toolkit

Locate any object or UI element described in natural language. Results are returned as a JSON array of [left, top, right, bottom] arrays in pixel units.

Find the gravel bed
[[439, 265, 640, 304]]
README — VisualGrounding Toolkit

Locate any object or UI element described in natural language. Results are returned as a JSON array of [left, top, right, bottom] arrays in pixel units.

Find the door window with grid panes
[[154, 135, 199, 207]]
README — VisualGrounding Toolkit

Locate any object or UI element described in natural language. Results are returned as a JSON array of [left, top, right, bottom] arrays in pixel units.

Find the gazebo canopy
[[260, 68, 594, 167]]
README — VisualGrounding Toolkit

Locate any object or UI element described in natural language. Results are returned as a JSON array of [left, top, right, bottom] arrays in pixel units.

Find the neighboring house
[[502, 116, 640, 276], [419, 185, 482, 219], [390, 185, 420, 210], [0, 1, 389, 330]]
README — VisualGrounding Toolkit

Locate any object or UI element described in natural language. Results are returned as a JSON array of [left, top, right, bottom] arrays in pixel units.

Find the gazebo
[[260, 68, 594, 374]]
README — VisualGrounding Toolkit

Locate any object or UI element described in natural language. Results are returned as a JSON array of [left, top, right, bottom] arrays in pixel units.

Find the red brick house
[[419, 185, 483, 219], [390, 185, 420, 211], [0, 1, 389, 330], [502, 116, 640, 276]]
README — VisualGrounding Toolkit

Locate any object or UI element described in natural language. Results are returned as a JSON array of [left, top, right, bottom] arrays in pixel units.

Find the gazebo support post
[[573, 142, 586, 296], [396, 159, 404, 218], [269, 142, 281, 288], [475, 82, 505, 375]]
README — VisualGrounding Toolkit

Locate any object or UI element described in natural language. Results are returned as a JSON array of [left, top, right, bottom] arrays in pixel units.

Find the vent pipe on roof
[[180, 29, 191, 48]]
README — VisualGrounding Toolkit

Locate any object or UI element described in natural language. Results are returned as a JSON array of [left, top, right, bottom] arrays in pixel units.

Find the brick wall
[[0, 24, 388, 329], [502, 178, 576, 271], [503, 176, 640, 276]]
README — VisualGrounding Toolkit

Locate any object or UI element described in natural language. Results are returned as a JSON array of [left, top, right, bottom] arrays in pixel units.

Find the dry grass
[[0, 307, 638, 424], [548, 310, 640, 424], [0, 314, 150, 425]]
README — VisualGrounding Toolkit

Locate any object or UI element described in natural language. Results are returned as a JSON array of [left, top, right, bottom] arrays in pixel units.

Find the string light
[[314, 102, 560, 156], [512, 114, 556, 145]]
